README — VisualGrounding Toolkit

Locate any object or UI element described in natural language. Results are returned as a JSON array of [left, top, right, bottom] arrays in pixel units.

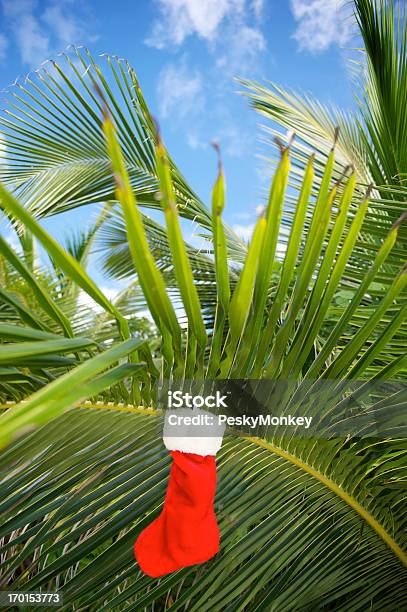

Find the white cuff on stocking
[[163, 408, 225, 456]]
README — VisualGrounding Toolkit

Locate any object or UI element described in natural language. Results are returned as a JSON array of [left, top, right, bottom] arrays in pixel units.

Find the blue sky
[[0, 0, 358, 289]]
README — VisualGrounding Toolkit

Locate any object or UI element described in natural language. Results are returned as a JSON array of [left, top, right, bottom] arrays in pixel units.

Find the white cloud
[[216, 23, 266, 75], [158, 60, 203, 118], [42, 1, 90, 46], [1, 0, 96, 67], [2, 0, 50, 66], [251, 0, 264, 20], [186, 131, 207, 150], [290, 0, 354, 53], [147, 0, 246, 48], [184, 114, 254, 156], [147, 0, 266, 73], [232, 223, 255, 241], [148, 0, 266, 156], [215, 124, 252, 157], [0, 33, 7, 61]]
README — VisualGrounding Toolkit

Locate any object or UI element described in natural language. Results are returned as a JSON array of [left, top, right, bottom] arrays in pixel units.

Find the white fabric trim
[[163, 408, 225, 456]]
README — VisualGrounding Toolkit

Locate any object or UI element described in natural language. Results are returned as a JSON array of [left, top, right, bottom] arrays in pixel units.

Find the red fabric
[[134, 450, 220, 577]]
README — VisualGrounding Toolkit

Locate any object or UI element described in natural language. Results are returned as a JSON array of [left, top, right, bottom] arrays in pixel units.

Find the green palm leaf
[[0, 406, 405, 610], [241, 0, 407, 288], [0, 2, 406, 607], [0, 48, 243, 258]]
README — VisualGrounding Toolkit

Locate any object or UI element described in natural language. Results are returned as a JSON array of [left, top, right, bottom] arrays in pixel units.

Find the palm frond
[[241, 80, 369, 185], [0, 406, 405, 610], [0, 48, 244, 258], [241, 0, 407, 289], [354, 0, 407, 188], [1, 8, 406, 606]]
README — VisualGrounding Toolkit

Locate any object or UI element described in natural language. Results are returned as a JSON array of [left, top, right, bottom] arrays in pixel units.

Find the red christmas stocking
[[134, 408, 224, 577]]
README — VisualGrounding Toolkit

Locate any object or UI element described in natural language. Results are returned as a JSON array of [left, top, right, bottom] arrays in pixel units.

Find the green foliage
[[0, 408, 406, 611], [242, 0, 407, 279], [0, 1, 406, 608]]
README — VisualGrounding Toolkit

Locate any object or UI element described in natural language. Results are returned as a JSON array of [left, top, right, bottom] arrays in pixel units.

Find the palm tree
[[242, 0, 406, 266], [0, 217, 156, 403], [0, 0, 406, 609]]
